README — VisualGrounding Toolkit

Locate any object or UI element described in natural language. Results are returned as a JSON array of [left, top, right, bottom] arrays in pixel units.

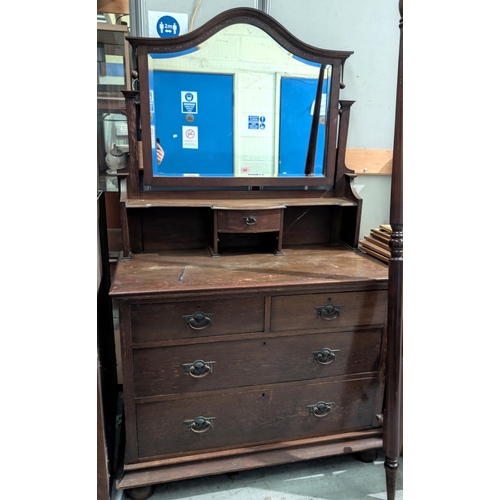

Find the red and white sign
[[182, 126, 198, 149]]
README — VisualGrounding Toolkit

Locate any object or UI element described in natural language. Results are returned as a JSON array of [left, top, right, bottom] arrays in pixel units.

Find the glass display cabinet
[[97, 22, 132, 192], [109, 7, 402, 500]]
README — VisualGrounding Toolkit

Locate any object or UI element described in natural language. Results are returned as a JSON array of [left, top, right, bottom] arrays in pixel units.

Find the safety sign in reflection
[[182, 126, 198, 149]]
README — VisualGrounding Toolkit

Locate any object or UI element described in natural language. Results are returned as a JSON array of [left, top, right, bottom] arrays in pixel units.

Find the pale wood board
[[98, 0, 129, 14], [346, 149, 393, 175]]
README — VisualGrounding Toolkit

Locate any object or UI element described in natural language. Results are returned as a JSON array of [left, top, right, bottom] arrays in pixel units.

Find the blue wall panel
[[279, 77, 328, 177], [151, 71, 234, 176]]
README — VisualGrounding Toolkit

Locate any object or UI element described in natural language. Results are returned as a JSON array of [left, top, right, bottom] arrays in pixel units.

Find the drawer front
[[133, 328, 383, 397], [217, 209, 282, 233], [131, 297, 265, 343], [271, 290, 387, 332], [136, 377, 379, 459]]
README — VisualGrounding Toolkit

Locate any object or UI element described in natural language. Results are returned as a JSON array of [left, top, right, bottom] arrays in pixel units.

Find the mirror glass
[[146, 23, 332, 179]]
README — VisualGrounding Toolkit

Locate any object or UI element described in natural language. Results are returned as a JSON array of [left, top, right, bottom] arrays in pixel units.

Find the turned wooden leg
[[125, 485, 156, 500], [384, 455, 399, 500]]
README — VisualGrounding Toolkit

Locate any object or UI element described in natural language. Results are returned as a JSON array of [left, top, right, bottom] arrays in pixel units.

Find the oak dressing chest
[[109, 8, 397, 499]]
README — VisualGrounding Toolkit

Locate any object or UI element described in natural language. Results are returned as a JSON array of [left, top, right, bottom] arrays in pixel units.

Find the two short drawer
[[130, 297, 265, 343], [130, 290, 387, 344], [136, 376, 379, 459], [271, 290, 387, 331]]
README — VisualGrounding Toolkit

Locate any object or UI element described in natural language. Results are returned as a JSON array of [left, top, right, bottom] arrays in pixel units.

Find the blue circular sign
[[157, 16, 180, 38], [185, 92, 194, 101]]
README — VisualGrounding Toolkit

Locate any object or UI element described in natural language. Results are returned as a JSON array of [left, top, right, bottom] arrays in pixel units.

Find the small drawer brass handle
[[184, 416, 214, 433], [243, 215, 257, 225], [182, 360, 215, 378], [315, 303, 342, 321], [312, 348, 340, 365], [308, 401, 334, 418], [182, 311, 214, 330]]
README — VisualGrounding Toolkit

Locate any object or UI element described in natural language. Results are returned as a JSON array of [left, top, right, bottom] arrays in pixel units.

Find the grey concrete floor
[[112, 451, 403, 500]]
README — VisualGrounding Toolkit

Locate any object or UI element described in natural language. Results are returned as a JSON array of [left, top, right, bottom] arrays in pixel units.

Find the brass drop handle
[[308, 401, 334, 418], [312, 348, 340, 365], [182, 360, 215, 378], [243, 215, 257, 225], [182, 311, 214, 330], [315, 303, 342, 321], [184, 416, 214, 433]]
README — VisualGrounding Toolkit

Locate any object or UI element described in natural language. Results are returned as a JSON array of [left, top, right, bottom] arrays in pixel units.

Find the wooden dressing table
[[110, 6, 402, 499]]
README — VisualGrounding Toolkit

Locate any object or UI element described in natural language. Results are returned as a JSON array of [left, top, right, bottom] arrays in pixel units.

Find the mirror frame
[[127, 7, 353, 188]]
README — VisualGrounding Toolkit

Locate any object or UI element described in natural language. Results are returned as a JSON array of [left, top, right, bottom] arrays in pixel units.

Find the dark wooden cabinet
[[109, 7, 402, 500], [98, 191, 118, 500], [112, 249, 388, 496]]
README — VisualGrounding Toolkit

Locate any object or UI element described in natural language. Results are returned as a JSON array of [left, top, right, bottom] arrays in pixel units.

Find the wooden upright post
[[384, 1, 403, 499]]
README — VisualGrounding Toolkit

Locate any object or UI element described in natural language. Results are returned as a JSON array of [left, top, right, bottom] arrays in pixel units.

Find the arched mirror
[[128, 8, 352, 188]]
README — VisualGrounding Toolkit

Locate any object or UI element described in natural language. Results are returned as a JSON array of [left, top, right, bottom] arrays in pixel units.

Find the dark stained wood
[[119, 302, 140, 464], [140, 207, 210, 252], [216, 209, 282, 233], [334, 101, 363, 248], [97, 192, 118, 499], [128, 192, 357, 204], [283, 206, 334, 246], [384, 2, 403, 500], [97, 367, 111, 500], [126, 207, 144, 254], [121, 91, 140, 199], [117, 434, 383, 488], [135, 377, 379, 459], [118, 176, 131, 258], [271, 290, 387, 332], [130, 296, 265, 343], [338, 203, 363, 249], [125, 428, 382, 470], [334, 100, 355, 197], [211, 208, 284, 255], [112, 7, 392, 495], [110, 246, 388, 299], [132, 328, 383, 397]]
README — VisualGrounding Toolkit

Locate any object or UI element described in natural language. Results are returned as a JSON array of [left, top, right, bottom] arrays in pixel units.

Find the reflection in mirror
[[102, 113, 129, 175], [146, 23, 331, 179], [103, 113, 129, 154]]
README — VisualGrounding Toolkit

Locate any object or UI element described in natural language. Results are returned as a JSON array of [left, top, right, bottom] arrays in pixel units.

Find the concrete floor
[[112, 450, 403, 500]]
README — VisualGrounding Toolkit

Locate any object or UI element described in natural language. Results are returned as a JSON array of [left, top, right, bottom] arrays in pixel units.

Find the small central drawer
[[131, 297, 265, 343], [135, 376, 379, 459], [216, 208, 283, 233]]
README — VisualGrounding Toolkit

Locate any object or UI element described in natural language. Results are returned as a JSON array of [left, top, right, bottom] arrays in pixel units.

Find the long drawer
[[271, 290, 387, 332], [131, 297, 265, 343], [136, 376, 379, 459], [133, 328, 383, 397]]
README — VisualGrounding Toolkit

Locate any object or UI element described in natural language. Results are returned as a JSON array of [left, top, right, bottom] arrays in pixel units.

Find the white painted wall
[[269, 0, 398, 239]]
